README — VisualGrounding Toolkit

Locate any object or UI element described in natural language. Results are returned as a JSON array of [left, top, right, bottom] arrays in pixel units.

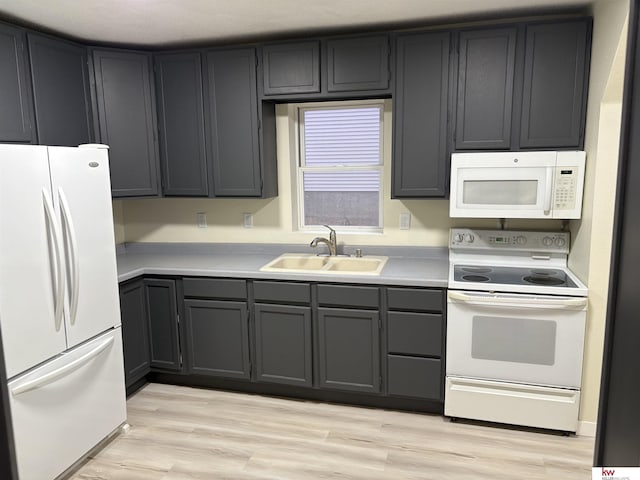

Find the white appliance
[[445, 228, 588, 433], [0, 144, 126, 479], [449, 151, 586, 219]]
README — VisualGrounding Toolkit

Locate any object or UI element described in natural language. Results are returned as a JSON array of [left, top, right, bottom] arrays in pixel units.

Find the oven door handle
[[447, 291, 587, 310]]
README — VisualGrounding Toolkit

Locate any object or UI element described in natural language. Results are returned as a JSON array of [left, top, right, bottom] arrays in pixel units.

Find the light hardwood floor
[[70, 383, 594, 479]]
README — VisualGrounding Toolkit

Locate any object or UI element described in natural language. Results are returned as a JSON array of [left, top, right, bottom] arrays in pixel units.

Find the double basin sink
[[260, 253, 388, 275]]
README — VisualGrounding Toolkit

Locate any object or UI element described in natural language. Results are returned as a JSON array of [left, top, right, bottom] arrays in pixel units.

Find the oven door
[[446, 290, 587, 389]]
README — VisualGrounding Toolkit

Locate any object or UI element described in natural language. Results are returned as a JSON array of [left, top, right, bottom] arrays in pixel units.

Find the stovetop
[[448, 228, 588, 296], [453, 264, 579, 288]]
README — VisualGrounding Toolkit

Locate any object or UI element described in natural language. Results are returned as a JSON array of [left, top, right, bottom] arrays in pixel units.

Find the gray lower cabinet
[[119, 279, 151, 388], [386, 287, 445, 401], [317, 307, 381, 394], [183, 299, 251, 379], [392, 31, 450, 198], [27, 33, 93, 146], [92, 49, 160, 197], [0, 23, 35, 143], [262, 41, 320, 95], [326, 35, 390, 92], [203, 48, 265, 197], [154, 52, 208, 196], [145, 278, 181, 372], [455, 27, 517, 150], [520, 19, 590, 148], [254, 304, 312, 387]]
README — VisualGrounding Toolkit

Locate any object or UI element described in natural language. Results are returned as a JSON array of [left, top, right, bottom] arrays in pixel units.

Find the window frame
[[293, 99, 385, 233]]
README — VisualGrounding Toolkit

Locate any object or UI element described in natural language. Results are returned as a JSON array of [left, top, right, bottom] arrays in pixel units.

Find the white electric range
[[445, 228, 588, 433]]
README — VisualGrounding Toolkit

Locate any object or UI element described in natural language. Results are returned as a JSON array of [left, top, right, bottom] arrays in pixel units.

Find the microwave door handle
[[543, 167, 554, 215]]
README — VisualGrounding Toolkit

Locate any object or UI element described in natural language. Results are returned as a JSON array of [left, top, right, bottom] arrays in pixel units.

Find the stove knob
[[464, 233, 475, 243], [515, 235, 527, 245], [555, 237, 567, 248], [453, 233, 464, 243], [542, 236, 553, 247]]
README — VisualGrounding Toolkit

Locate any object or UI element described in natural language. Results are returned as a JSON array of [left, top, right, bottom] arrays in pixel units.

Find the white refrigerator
[[0, 144, 126, 479]]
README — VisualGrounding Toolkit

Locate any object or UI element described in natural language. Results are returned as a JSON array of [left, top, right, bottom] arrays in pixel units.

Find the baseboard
[[577, 420, 597, 437]]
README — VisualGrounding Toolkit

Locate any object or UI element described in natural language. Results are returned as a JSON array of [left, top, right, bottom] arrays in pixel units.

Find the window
[[296, 101, 384, 231]]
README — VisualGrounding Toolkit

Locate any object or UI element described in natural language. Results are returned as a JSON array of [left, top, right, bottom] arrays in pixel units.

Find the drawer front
[[388, 311, 442, 357], [387, 287, 443, 312], [253, 281, 311, 304], [387, 355, 442, 400], [317, 284, 379, 308], [183, 278, 247, 300]]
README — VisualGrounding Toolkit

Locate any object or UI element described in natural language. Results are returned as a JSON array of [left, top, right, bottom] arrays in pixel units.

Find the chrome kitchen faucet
[[310, 225, 337, 256]]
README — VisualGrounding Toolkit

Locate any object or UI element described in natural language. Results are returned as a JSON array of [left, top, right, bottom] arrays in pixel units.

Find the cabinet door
[[28, 33, 93, 146], [520, 20, 590, 148], [262, 42, 320, 95], [392, 32, 450, 197], [0, 23, 35, 143], [326, 35, 390, 92], [184, 299, 250, 379], [145, 278, 181, 372], [317, 308, 380, 394], [119, 280, 150, 387], [255, 304, 312, 387], [455, 27, 517, 150], [92, 49, 160, 197], [154, 53, 208, 196], [204, 48, 262, 197]]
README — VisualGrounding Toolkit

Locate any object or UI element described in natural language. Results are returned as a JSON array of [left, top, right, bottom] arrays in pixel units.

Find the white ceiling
[[0, 0, 591, 47]]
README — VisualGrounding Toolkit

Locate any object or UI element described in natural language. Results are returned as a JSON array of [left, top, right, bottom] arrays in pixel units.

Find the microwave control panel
[[554, 167, 579, 210]]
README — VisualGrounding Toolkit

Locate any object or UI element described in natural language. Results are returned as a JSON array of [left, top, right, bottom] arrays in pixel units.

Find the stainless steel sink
[[260, 254, 388, 275]]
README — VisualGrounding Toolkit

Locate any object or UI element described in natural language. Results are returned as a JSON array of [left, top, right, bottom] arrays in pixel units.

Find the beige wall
[[120, 101, 559, 247], [569, 0, 629, 427], [112, 200, 125, 244]]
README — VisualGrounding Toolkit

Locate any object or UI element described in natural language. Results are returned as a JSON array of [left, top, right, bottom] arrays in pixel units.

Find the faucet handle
[[323, 225, 336, 240]]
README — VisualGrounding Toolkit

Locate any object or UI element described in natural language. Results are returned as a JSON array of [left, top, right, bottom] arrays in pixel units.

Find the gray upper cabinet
[[392, 31, 450, 198], [455, 27, 517, 150], [203, 48, 264, 197], [326, 35, 390, 92], [520, 20, 590, 148], [92, 49, 160, 197], [145, 278, 181, 372], [317, 307, 380, 394], [27, 33, 93, 146], [0, 23, 35, 143], [262, 41, 320, 95], [154, 52, 208, 196]]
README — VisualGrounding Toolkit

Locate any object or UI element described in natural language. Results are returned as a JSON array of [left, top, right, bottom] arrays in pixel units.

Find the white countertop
[[116, 243, 449, 288]]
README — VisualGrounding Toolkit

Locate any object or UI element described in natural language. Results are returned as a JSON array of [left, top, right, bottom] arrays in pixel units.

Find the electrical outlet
[[243, 213, 253, 228], [196, 212, 207, 228], [399, 212, 411, 230]]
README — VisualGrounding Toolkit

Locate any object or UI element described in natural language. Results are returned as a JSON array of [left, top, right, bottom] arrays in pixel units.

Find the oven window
[[463, 180, 538, 205], [471, 315, 556, 365]]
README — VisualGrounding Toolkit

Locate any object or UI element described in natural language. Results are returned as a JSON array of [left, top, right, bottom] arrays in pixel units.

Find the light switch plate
[[243, 213, 253, 228], [399, 212, 411, 230]]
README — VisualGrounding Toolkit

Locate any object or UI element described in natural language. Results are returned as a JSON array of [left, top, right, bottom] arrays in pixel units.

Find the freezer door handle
[[42, 189, 65, 332], [59, 188, 80, 325], [10, 336, 115, 396]]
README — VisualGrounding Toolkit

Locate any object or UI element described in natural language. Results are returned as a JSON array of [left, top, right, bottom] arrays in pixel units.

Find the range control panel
[[450, 228, 570, 254]]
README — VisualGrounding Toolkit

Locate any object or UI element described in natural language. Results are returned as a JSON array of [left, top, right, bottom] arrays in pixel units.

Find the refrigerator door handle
[[58, 188, 80, 325], [42, 189, 65, 332], [10, 335, 115, 396]]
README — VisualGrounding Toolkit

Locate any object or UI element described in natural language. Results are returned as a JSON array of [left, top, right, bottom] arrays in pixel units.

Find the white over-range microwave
[[449, 151, 586, 219]]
